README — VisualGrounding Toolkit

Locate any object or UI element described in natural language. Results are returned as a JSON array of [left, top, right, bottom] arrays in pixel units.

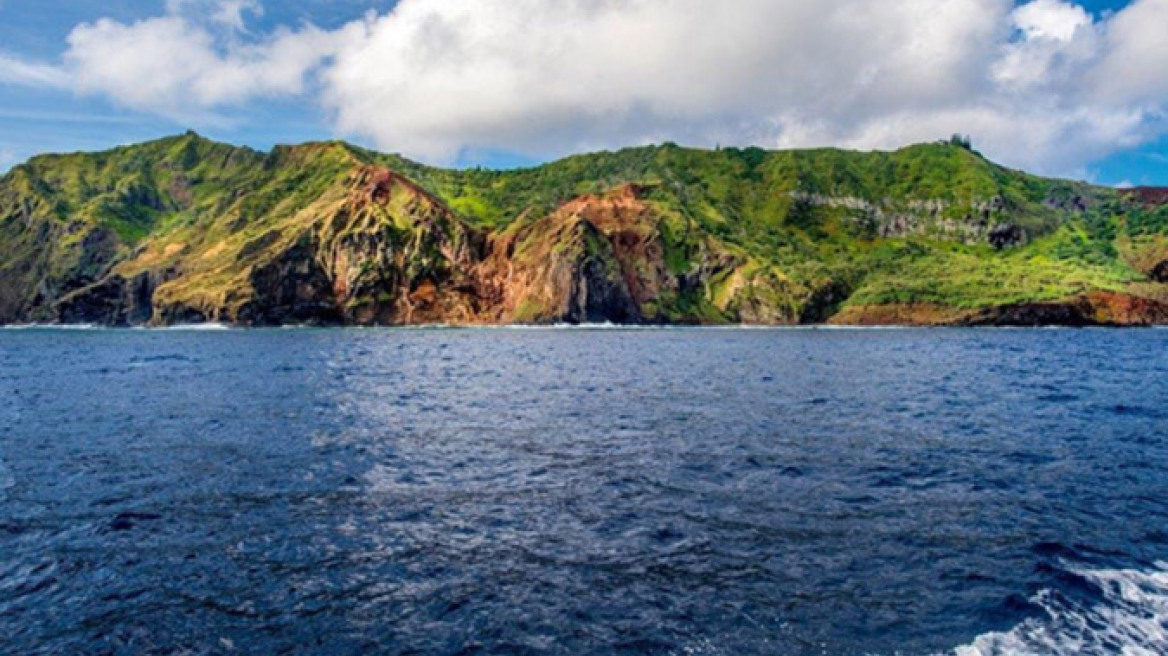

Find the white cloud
[[993, 0, 1100, 89], [4, 0, 1168, 178], [1012, 0, 1091, 41], [322, 0, 1012, 161], [62, 4, 358, 122], [318, 0, 1168, 176], [1090, 0, 1168, 106], [0, 53, 71, 88]]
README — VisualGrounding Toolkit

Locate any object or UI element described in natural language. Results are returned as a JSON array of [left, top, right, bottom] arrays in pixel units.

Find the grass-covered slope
[[1, 132, 1166, 326]]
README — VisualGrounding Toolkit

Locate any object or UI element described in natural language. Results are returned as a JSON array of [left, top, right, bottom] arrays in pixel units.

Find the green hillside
[[1, 132, 1166, 326]]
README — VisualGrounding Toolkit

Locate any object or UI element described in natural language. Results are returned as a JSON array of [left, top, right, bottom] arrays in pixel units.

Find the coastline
[[10, 290, 1168, 330]]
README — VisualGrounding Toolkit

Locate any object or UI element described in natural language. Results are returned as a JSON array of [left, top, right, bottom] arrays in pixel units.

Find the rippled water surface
[[1, 327, 1166, 655]]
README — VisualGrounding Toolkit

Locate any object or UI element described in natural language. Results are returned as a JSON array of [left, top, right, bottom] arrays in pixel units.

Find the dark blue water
[[1, 327, 1166, 656]]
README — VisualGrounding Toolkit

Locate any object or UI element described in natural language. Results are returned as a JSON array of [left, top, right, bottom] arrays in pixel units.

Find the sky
[[0, 0, 1165, 186]]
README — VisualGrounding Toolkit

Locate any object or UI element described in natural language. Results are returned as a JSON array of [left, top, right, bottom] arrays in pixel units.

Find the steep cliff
[[2, 133, 1166, 326]]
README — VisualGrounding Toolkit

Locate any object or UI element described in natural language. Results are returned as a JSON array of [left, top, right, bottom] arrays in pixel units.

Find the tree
[[949, 134, 973, 151]]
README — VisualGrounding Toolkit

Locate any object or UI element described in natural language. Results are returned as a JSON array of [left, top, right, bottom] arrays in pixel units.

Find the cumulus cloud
[[318, 0, 1168, 176], [5, 0, 1168, 177], [993, 0, 1098, 89], [322, 0, 1010, 160], [62, 3, 359, 121]]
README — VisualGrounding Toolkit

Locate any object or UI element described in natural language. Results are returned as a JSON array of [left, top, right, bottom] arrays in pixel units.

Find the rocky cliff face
[[0, 207, 123, 324], [476, 184, 748, 324], [1, 135, 1166, 327], [41, 169, 763, 326]]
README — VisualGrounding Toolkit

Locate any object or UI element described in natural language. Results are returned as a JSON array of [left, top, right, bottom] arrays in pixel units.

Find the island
[[2, 132, 1166, 327]]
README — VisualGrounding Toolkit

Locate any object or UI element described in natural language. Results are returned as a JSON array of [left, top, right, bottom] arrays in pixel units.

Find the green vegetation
[[1, 131, 1165, 325]]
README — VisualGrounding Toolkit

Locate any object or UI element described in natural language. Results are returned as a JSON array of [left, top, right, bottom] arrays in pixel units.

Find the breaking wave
[[1, 323, 99, 330], [136, 323, 233, 331], [942, 562, 1168, 656]]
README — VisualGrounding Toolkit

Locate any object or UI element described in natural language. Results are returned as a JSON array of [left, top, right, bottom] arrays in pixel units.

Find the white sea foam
[[1, 323, 100, 330], [142, 323, 233, 331], [939, 563, 1168, 656]]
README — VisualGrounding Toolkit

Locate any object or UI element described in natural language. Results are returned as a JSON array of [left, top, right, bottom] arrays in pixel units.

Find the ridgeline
[[2, 132, 1167, 326]]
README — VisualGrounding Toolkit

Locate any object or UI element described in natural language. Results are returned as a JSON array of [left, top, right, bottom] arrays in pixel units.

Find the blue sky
[[0, 1, 399, 166], [0, 0, 1165, 185]]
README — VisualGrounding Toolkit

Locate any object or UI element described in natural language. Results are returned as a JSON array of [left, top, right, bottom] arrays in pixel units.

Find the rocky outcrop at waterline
[[2, 133, 1167, 327], [831, 292, 1168, 327]]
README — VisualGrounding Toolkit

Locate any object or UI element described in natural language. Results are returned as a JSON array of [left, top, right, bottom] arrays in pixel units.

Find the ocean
[[1, 327, 1166, 655]]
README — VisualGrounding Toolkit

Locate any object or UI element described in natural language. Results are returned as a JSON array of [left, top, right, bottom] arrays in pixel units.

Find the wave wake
[[944, 563, 1168, 656]]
